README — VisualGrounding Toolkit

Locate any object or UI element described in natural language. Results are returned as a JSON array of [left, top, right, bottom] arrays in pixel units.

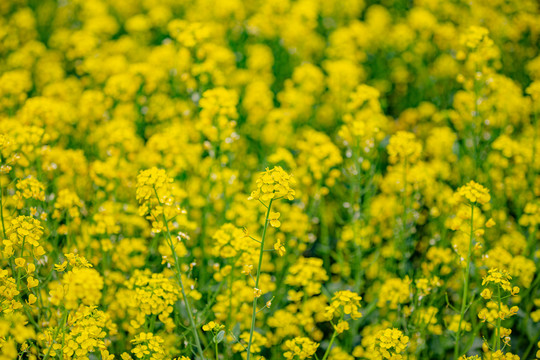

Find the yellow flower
[[269, 211, 281, 228], [482, 268, 513, 292], [274, 239, 286, 256], [284, 337, 319, 359], [101, 350, 115, 360], [254, 288, 262, 298], [27, 294, 37, 305], [65, 253, 93, 268], [202, 321, 216, 332], [14, 258, 26, 268], [286, 257, 328, 296], [387, 131, 422, 164], [288, 290, 304, 302], [54, 261, 68, 272], [249, 166, 295, 202], [136, 167, 177, 219], [4, 216, 44, 259], [370, 328, 409, 358], [455, 181, 491, 205], [326, 290, 363, 320], [242, 264, 253, 275], [334, 320, 350, 334], [27, 276, 38, 289], [480, 288, 492, 300], [26, 263, 35, 273]]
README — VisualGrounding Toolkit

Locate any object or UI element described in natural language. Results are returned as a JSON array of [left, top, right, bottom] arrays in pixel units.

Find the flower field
[[1, 0, 540, 359]]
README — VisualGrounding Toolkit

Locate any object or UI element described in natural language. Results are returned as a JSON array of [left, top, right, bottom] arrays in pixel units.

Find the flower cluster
[[455, 181, 491, 205], [136, 167, 186, 233], [387, 131, 422, 164], [0, 1, 539, 359], [283, 337, 319, 360], [249, 166, 296, 202], [325, 290, 363, 321], [481, 269, 517, 294], [128, 332, 166, 360], [368, 328, 410, 360], [3, 215, 44, 259], [478, 268, 520, 355]]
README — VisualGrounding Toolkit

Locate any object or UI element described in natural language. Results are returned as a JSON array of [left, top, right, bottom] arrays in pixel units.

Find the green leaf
[[214, 330, 225, 344], [233, 322, 240, 338]]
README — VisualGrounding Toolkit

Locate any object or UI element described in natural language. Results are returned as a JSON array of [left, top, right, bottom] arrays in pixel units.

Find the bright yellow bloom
[[269, 211, 281, 227], [274, 239, 286, 256], [26, 276, 38, 289], [284, 337, 319, 359], [254, 288, 262, 298], [480, 288, 492, 300], [334, 320, 350, 334], [387, 131, 422, 164], [326, 290, 362, 320], [14, 258, 26, 268], [369, 328, 409, 360], [455, 181, 491, 205], [202, 321, 217, 331], [249, 166, 295, 202], [482, 268, 513, 292]]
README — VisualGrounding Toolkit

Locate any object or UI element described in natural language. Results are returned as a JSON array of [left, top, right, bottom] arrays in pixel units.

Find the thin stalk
[[527, 109, 538, 191], [320, 192, 330, 272], [454, 203, 474, 359], [43, 308, 69, 360], [321, 329, 338, 360], [527, 228, 537, 259], [0, 181, 7, 239], [400, 158, 411, 276], [163, 216, 206, 359], [246, 199, 273, 360], [227, 263, 234, 329], [495, 286, 501, 351], [154, 188, 205, 360]]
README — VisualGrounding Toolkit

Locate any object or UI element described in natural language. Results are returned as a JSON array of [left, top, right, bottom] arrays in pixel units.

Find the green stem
[[320, 192, 330, 272], [0, 181, 7, 240], [454, 203, 474, 360], [163, 216, 206, 359], [496, 286, 501, 351], [198, 198, 210, 285], [154, 189, 205, 360], [246, 199, 273, 360], [149, 314, 156, 332], [527, 228, 537, 259], [321, 329, 338, 360], [400, 158, 412, 276], [43, 308, 69, 360], [227, 263, 234, 329], [215, 340, 219, 360], [527, 109, 538, 191]]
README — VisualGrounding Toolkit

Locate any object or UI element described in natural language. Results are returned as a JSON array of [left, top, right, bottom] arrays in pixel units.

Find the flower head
[[455, 181, 491, 205], [249, 166, 295, 202], [284, 337, 319, 360], [387, 131, 422, 164], [326, 290, 362, 321]]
